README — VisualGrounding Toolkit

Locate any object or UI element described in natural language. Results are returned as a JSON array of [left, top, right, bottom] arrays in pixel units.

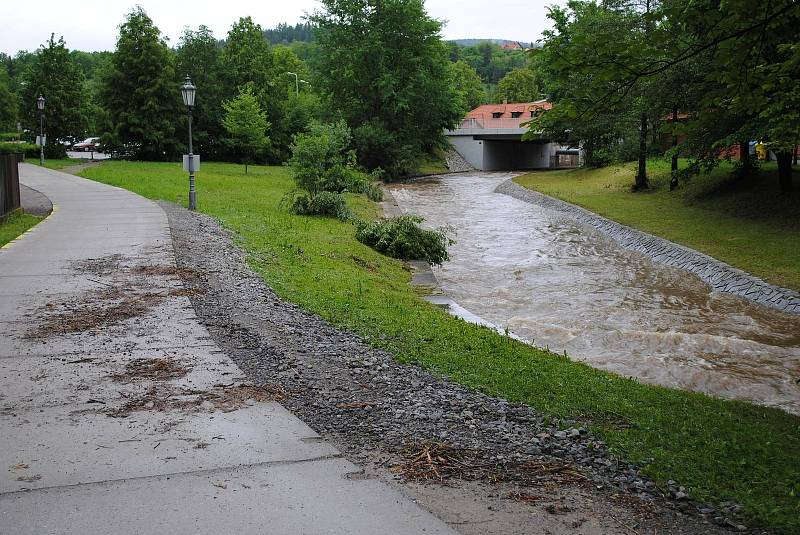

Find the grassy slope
[[79, 160, 799, 533], [0, 211, 43, 246], [515, 160, 800, 291]]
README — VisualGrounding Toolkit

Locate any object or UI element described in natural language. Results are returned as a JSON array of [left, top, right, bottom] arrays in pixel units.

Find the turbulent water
[[388, 173, 800, 415]]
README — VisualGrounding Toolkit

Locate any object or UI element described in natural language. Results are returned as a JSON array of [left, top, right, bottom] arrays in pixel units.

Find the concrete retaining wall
[[496, 179, 800, 315]]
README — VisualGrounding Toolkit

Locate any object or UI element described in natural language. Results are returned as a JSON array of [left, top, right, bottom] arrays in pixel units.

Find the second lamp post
[[181, 76, 197, 210], [36, 95, 45, 166]]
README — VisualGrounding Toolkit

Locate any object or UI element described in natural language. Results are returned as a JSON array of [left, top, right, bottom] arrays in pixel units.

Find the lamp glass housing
[[36, 95, 45, 111], [181, 76, 196, 108]]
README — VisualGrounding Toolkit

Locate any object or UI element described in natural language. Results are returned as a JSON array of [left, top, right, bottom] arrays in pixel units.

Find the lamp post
[[180, 76, 197, 210], [36, 95, 45, 166], [286, 72, 309, 97]]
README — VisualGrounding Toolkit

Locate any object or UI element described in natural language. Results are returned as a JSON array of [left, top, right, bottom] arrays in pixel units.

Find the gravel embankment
[[160, 201, 739, 534]]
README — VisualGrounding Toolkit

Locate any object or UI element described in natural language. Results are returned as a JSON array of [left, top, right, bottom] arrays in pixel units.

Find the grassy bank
[[0, 211, 43, 247], [80, 160, 799, 533], [515, 160, 800, 291]]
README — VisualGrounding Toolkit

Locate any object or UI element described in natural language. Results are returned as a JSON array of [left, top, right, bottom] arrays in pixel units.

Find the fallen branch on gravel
[[389, 441, 589, 487]]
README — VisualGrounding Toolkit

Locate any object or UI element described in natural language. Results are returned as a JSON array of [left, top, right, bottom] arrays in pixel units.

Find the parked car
[[72, 137, 100, 152]]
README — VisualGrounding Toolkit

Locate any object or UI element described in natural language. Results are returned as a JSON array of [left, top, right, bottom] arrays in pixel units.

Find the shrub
[[288, 120, 383, 201], [0, 142, 38, 158], [0, 133, 21, 141], [365, 181, 384, 202], [355, 215, 452, 265], [352, 120, 418, 180], [290, 191, 352, 220]]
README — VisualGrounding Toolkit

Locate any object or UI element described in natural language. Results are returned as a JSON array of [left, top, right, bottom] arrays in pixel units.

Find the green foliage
[[0, 67, 17, 132], [452, 41, 529, 85], [289, 120, 365, 193], [176, 26, 226, 159], [355, 215, 451, 265], [450, 60, 486, 112], [221, 17, 274, 94], [20, 34, 90, 156], [290, 190, 351, 220], [222, 86, 270, 172], [311, 0, 462, 179], [0, 142, 38, 157], [495, 68, 540, 103], [100, 7, 181, 160], [0, 132, 21, 141], [264, 22, 315, 44], [535, 0, 800, 191]]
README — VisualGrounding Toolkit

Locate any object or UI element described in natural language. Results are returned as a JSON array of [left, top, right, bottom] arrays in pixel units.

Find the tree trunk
[[739, 140, 752, 176], [635, 113, 649, 190], [669, 107, 678, 190], [777, 151, 793, 192], [794, 145, 798, 166]]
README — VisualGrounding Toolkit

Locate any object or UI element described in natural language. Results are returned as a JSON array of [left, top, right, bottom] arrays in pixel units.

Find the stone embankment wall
[[496, 179, 800, 315], [445, 148, 475, 173]]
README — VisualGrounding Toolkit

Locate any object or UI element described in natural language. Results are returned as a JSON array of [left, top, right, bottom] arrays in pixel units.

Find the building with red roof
[[446, 101, 579, 170]]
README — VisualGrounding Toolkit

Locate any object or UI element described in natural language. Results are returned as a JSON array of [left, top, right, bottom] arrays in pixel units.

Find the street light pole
[[36, 95, 45, 166], [181, 76, 197, 210], [287, 71, 299, 97]]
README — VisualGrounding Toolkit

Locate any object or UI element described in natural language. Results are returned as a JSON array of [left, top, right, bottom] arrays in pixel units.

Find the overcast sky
[[0, 0, 564, 55]]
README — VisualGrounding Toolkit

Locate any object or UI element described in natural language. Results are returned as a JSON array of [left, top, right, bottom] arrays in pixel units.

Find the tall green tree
[[450, 60, 485, 112], [21, 35, 89, 156], [496, 68, 540, 103], [100, 7, 181, 160], [222, 86, 269, 173], [0, 65, 17, 132], [311, 0, 462, 178], [177, 26, 225, 159], [221, 17, 273, 97]]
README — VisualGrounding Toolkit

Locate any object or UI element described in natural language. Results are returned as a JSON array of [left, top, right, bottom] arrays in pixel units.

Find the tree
[[496, 68, 540, 103], [450, 60, 485, 112], [311, 0, 462, 179], [100, 8, 181, 160], [221, 17, 273, 98], [0, 66, 17, 131], [177, 26, 225, 159], [20, 35, 89, 156], [222, 86, 269, 173]]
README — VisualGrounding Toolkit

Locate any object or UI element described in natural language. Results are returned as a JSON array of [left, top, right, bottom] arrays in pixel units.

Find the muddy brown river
[[388, 173, 800, 415]]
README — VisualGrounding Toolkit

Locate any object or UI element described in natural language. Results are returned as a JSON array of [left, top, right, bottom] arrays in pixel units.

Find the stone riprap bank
[[496, 179, 800, 315]]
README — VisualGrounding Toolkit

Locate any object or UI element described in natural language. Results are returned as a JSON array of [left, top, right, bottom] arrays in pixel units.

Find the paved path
[[0, 164, 455, 535]]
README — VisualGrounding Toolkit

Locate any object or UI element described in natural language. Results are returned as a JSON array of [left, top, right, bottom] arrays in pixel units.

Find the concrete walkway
[[0, 164, 455, 535]]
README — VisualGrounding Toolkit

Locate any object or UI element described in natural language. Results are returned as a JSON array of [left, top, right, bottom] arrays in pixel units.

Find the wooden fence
[[0, 154, 21, 219]]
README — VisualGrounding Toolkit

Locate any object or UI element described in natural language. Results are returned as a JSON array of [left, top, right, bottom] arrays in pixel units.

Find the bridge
[[445, 102, 580, 171]]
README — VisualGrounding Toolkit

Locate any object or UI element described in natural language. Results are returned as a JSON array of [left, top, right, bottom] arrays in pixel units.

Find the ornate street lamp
[[181, 76, 197, 210], [36, 95, 45, 166]]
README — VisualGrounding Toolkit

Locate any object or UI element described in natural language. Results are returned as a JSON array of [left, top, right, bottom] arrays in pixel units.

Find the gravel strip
[[160, 200, 741, 534]]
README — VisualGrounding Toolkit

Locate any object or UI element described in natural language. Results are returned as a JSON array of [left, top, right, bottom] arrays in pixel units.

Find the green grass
[[515, 160, 800, 291], [413, 150, 449, 176], [79, 160, 799, 533], [39, 158, 84, 170], [0, 210, 43, 246]]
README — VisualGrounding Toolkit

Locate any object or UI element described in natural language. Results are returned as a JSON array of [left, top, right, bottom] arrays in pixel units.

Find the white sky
[[0, 0, 564, 55]]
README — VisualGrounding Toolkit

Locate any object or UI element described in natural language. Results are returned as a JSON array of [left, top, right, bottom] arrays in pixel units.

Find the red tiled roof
[[465, 100, 551, 119]]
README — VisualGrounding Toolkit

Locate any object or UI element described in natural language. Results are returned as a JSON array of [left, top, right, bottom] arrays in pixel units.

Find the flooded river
[[388, 173, 800, 415]]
